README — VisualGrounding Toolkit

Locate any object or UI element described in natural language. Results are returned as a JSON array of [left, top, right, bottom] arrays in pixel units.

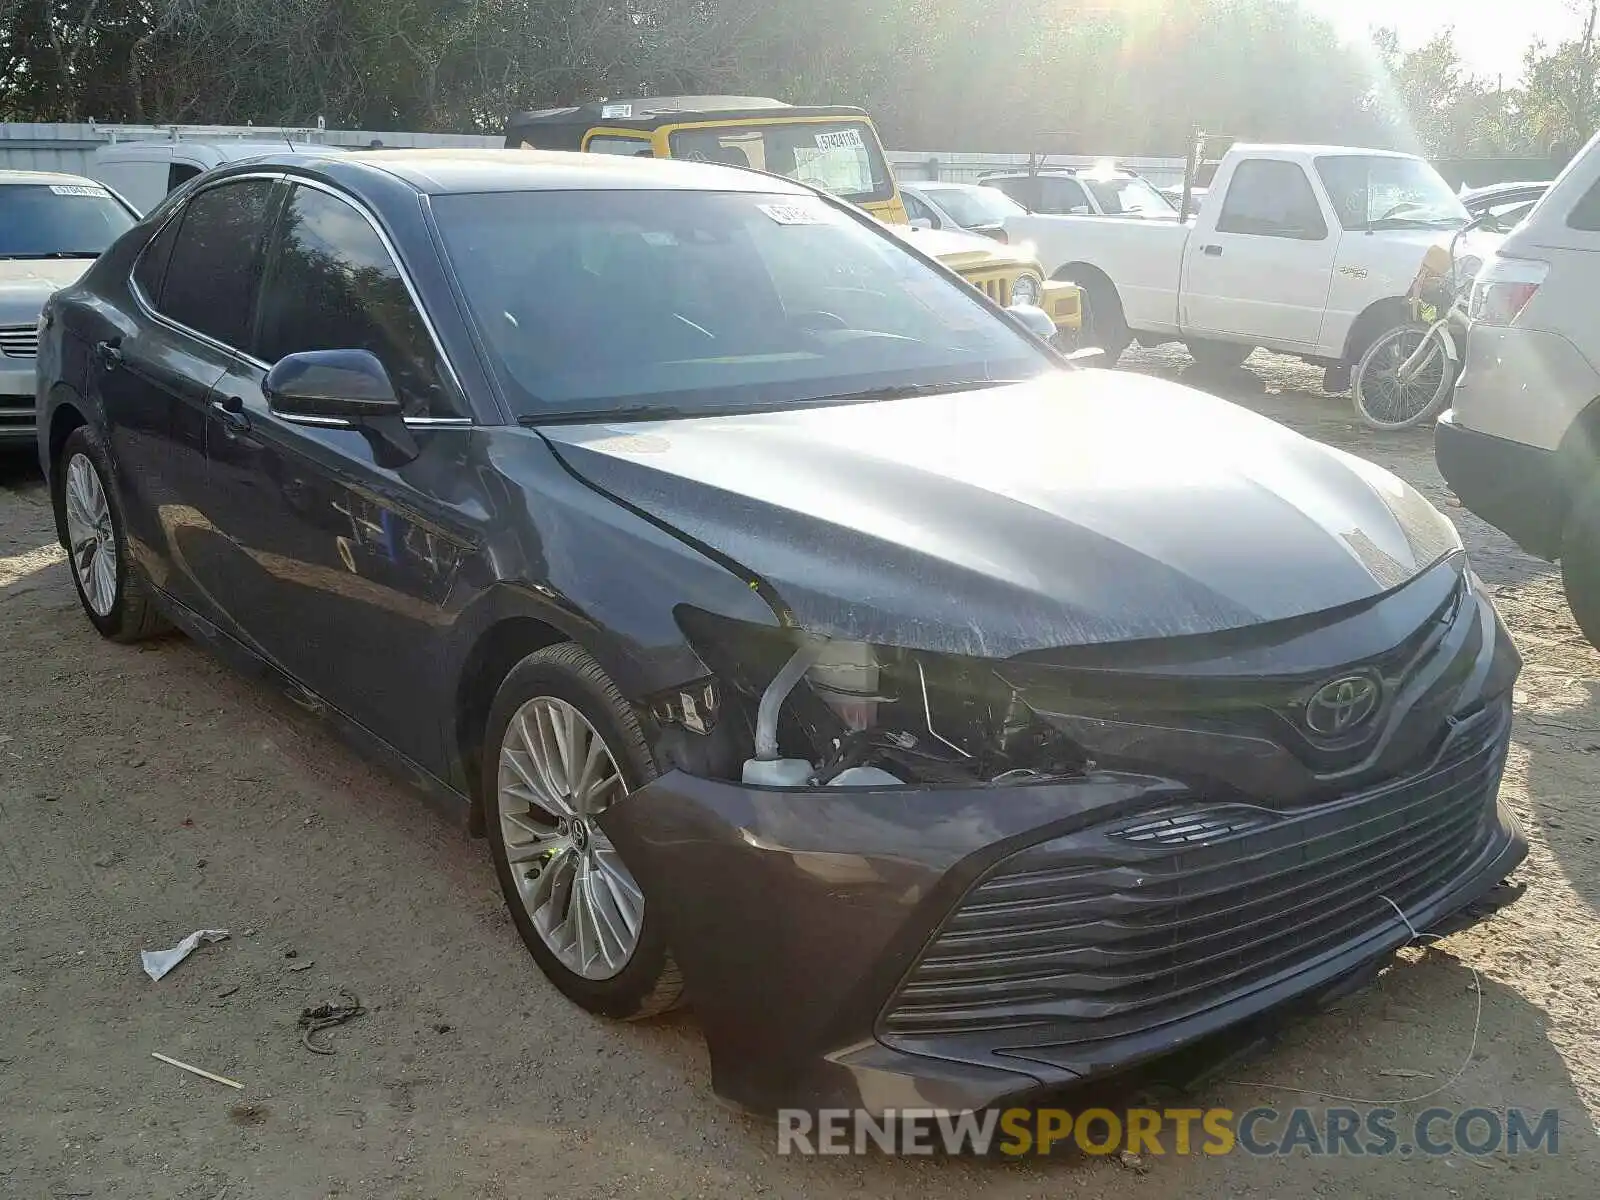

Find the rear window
[[0, 183, 136, 258]]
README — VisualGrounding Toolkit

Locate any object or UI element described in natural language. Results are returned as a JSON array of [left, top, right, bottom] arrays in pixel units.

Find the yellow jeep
[[504, 96, 1082, 345]]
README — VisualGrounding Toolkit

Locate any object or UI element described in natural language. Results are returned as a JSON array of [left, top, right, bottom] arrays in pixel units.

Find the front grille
[[961, 272, 1012, 306], [880, 706, 1508, 1044], [0, 326, 39, 359]]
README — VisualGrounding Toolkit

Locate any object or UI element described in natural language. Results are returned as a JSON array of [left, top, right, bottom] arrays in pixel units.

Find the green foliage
[[0, 0, 1593, 161]]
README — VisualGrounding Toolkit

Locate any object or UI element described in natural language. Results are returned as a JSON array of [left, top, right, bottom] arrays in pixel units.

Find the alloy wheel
[[496, 696, 644, 980], [63, 453, 117, 617]]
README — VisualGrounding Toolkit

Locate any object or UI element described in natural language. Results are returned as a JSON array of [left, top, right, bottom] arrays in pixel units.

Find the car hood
[[539, 372, 1462, 657], [887, 224, 1035, 271], [0, 259, 89, 324]]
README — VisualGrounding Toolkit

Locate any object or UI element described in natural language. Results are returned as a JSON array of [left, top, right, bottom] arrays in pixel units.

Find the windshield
[[433, 189, 1048, 421], [1080, 174, 1175, 216], [923, 185, 1026, 227], [666, 121, 895, 205], [1315, 155, 1469, 231], [0, 183, 135, 258]]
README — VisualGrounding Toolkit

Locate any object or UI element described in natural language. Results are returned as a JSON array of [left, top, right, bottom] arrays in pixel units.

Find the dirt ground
[[2, 351, 1597, 1199]]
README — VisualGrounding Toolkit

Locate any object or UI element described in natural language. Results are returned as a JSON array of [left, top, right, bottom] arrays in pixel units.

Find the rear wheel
[[52, 425, 168, 642], [1352, 323, 1455, 431], [1185, 338, 1253, 372], [482, 642, 682, 1019], [1561, 490, 1600, 651]]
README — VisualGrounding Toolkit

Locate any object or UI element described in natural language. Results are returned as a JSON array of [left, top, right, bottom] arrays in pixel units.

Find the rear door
[[95, 175, 280, 619], [1180, 157, 1337, 349]]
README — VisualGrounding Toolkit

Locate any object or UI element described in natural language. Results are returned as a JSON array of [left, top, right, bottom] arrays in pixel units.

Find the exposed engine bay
[[650, 618, 1088, 789]]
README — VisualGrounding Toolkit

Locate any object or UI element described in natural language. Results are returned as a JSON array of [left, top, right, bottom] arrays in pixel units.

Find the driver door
[[1181, 158, 1337, 350]]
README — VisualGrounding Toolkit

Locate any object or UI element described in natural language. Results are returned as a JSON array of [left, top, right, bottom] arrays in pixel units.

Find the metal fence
[[0, 122, 501, 175], [889, 150, 1188, 187]]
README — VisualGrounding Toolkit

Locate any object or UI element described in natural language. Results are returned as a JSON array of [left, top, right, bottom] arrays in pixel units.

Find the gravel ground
[[1, 351, 1596, 1198]]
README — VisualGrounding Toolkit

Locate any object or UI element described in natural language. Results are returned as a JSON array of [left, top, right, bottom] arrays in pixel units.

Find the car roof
[[0, 167, 105, 188], [235, 147, 814, 196], [904, 180, 989, 193], [1461, 180, 1550, 201]]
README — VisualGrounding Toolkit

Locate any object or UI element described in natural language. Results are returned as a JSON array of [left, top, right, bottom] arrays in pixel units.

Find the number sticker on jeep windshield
[[814, 128, 866, 152], [49, 184, 109, 197]]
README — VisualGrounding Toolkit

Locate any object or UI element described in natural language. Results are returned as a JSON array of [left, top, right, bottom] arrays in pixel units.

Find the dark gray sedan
[[37, 149, 1524, 1117]]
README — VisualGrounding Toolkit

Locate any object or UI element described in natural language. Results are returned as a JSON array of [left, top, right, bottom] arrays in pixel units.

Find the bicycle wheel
[[1351, 323, 1456, 431]]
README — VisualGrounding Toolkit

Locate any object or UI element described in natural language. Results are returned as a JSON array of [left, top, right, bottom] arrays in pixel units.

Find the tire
[[1562, 490, 1600, 651], [1185, 338, 1253, 372], [1075, 276, 1130, 366], [482, 642, 683, 1020], [52, 425, 169, 643], [1352, 323, 1456, 431]]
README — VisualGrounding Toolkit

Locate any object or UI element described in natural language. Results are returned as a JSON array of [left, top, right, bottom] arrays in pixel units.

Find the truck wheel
[[1185, 339, 1253, 372], [1076, 277, 1130, 366], [1561, 490, 1600, 651]]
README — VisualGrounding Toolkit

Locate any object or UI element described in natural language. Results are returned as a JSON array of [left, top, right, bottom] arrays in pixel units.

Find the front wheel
[[1185, 338, 1253, 372], [482, 642, 683, 1020], [1352, 323, 1456, 431], [1073, 276, 1130, 367], [1561, 489, 1600, 651]]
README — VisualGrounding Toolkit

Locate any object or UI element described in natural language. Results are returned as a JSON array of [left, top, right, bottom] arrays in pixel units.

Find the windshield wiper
[[517, 381, 1023, 427], [0, 250, 102, 259]]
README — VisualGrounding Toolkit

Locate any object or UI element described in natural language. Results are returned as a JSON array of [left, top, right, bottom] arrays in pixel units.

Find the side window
[[132, 211, 181, 301], [984, 178, 1031, 209], [168, 162, 203, 193], [156, 178, 277, 348], [1038, 177, 1090, 214], [1567, 179, 1600, 231], [903, 192, 940, 227], [257, 185, 455, 418], [1216, 160, 1328, 239], [584, 136, 652, 156]]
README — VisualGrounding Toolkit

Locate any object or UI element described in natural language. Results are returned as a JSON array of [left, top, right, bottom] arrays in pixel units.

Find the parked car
[[90, 138, 348, 214], [38, 148, 1524, 1116], [1, 170, 137, 443], [1459, 179, 1550, 232], [1004, 144, 1500, 380], [1437, 132, 1600, 647], [980, 165, 1176, 219], [884, 221, 1083, 344], [899, 179, 1028, 238]]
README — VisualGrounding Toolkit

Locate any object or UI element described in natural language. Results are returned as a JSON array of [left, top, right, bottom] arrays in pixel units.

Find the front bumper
[[0, 360, 36, 442], [602, 701, 1524, 1116], [1437, 409, 1565, 559], [1040, 279, 1083, 338]]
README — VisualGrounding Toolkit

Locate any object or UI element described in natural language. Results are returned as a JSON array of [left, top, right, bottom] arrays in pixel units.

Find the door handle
[[95, 339, 123, 371], [1201, 244, 1224, 257], [209, 396, 251, 435]]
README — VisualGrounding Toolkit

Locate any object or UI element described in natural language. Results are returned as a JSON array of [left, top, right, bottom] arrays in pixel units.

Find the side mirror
[[908, 216, 935, 231], [1006, 303, 1058, 341], [1064, 346, 1106, 365], [264, 349, 417, 462]]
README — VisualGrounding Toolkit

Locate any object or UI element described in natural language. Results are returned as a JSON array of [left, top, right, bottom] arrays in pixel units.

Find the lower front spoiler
[[600, 756, 1526, 1117]]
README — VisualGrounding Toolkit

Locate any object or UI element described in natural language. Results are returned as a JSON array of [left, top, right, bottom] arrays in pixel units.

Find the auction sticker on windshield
[[49, 184, 109, 197], [759, 201, 835, 225], [815, 128, 865, 152]]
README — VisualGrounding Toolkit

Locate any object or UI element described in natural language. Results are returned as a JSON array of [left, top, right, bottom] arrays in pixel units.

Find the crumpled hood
[[0, 259, 89, 325], [539, 372, 1462, 656]]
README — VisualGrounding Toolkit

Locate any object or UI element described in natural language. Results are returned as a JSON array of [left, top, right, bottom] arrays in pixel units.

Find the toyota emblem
[[1304, 673, 1382, 737]]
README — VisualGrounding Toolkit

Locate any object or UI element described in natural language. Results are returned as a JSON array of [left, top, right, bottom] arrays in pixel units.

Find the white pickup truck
[[1005, 144, 1492, 385]]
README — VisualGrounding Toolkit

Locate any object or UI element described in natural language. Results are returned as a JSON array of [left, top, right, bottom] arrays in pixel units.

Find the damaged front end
[[598, 555, 1526, 1116]]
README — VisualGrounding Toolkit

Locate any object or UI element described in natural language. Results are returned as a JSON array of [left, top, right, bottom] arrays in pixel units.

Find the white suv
[[1437, 130, 1600, 646]]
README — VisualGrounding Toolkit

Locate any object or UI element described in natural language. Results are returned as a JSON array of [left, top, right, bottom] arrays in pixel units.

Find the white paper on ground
[[141, 929, 230, 981]]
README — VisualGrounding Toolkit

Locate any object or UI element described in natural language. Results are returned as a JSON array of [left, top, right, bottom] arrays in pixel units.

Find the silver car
[[0, 170, 137, 442]]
